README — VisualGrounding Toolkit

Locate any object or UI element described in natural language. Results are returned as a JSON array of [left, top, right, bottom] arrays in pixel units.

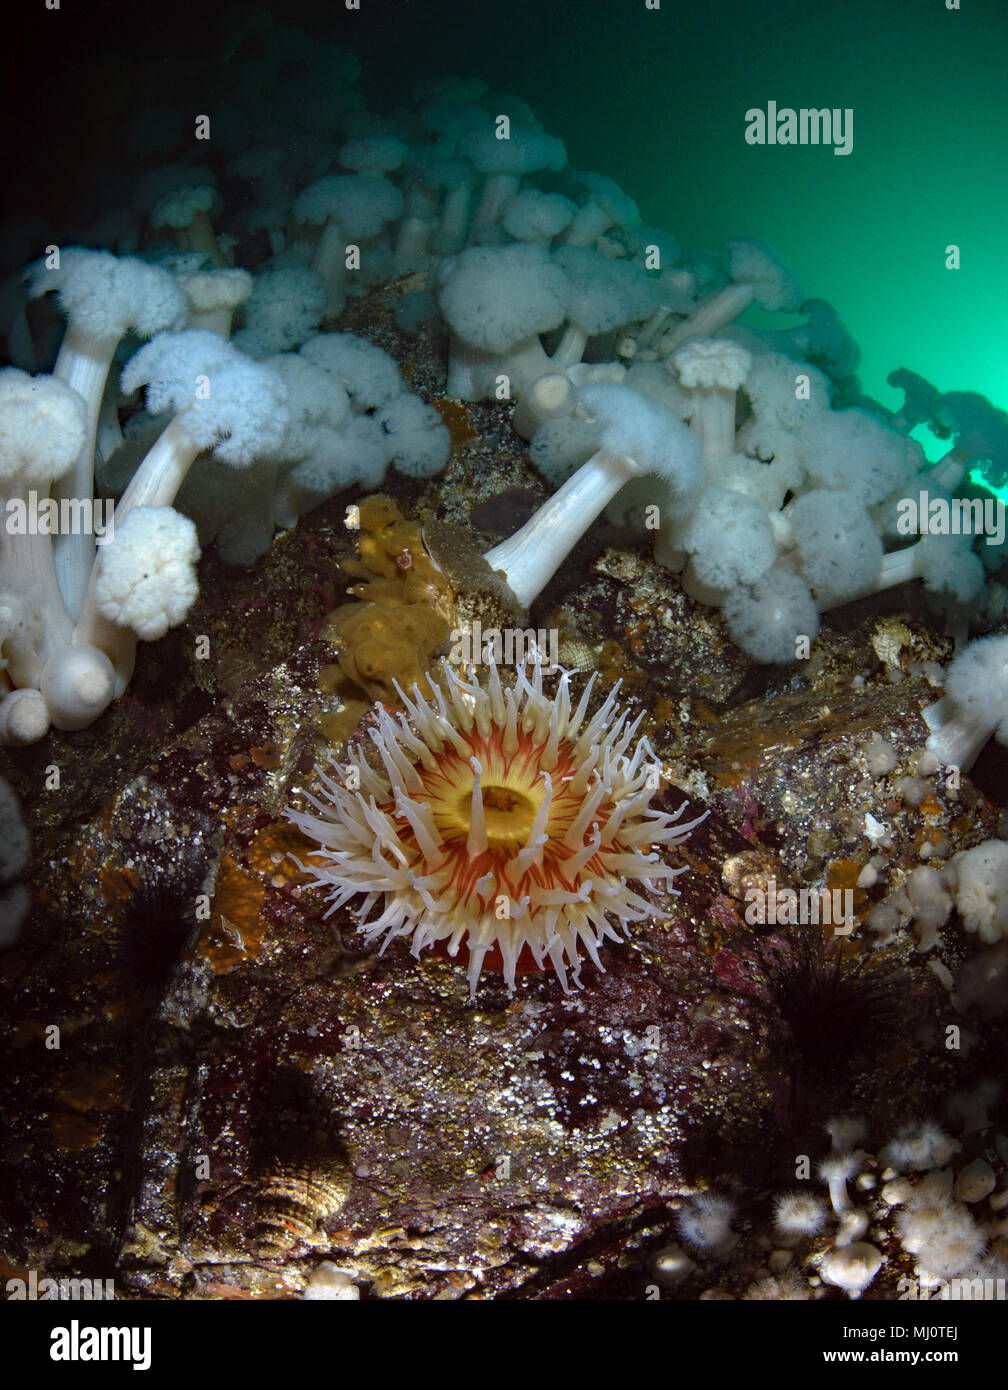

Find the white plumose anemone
[[288, 656, 703, 999]]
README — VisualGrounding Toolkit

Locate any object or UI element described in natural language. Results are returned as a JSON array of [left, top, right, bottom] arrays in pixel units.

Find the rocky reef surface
[[2, 280, 1005, 1300]]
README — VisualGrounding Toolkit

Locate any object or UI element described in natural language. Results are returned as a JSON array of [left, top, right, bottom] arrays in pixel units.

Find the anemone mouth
[[457, 782, 537, 847], [423, 728, 560, 851]]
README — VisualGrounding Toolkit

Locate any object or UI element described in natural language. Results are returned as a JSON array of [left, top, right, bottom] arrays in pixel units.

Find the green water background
[[3, 0, 1005, 434], [347, 0, 1007, 434]]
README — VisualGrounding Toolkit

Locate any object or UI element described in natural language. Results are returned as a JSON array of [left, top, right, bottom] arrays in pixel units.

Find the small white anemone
[[675, 1193, 737, 1255], [773, 1190, 828, 1241], [895, 1195, 987, 1280], [820, 1242, 882, 1297]]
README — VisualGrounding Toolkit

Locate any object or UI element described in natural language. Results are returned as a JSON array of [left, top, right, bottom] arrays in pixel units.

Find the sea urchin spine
[[288, 656, 703, 999]]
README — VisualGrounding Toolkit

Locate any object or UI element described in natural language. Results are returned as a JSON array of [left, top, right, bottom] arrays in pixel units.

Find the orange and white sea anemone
[[288, 656, 703, 999]]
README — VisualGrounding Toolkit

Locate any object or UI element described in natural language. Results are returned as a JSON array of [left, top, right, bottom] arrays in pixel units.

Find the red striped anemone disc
[[288, 655, 704, 1000]]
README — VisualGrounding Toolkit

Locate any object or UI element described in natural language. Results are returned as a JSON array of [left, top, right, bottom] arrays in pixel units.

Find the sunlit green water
[[5, 0, 1005, 441], [349, 0, 1007, 432]]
